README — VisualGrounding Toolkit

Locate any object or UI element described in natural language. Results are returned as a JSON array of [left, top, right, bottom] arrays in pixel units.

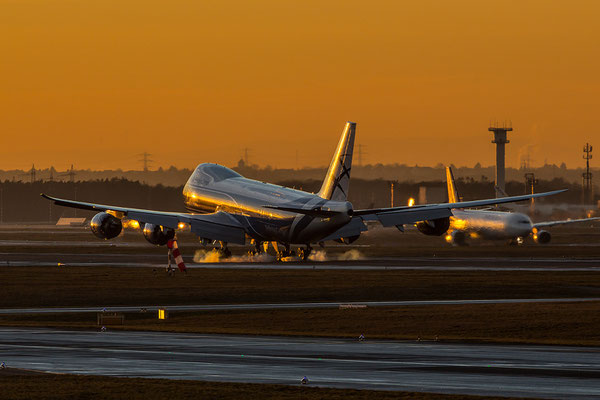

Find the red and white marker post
[[167, 239, 187, 273]]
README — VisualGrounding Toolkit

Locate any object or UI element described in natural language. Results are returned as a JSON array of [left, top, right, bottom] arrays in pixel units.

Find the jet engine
[[533, 230, 551, 244], [416, 217, 450, 236], [448, 230, 467, 246], [143, 223, 175, 246], [90, 212, 122, 240]]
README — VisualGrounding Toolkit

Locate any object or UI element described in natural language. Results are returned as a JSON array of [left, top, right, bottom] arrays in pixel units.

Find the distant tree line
[[0, 177, 590, 223], [1, 162, 598, 188], [0, 179, 185, 223]]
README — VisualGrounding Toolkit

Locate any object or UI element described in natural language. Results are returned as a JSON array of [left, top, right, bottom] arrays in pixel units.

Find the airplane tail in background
[[318, 122, 356, 201], [445, 166, 460, 203]]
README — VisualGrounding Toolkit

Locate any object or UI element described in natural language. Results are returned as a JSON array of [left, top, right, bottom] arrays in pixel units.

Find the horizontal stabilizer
[[321, 217, 368, 241], [263, 205, 339, 217], [534, 217, 600, 229]]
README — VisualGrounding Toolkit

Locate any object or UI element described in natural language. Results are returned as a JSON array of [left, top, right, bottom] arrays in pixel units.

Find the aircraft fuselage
[[182, 163, 352, 244], [449, 209, 533, 240]]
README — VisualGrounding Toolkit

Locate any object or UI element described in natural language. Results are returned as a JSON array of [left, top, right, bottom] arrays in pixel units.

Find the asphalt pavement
[[1, 328, 599, 399]]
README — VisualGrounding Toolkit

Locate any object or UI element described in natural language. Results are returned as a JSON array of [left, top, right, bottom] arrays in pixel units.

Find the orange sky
[[1, 1, 599, 171]]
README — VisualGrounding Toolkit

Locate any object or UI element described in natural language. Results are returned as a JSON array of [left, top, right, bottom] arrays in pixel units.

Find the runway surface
[[3, 253, 600, 271], [1, 328, 598, 399], [1, 297, 599, 315]]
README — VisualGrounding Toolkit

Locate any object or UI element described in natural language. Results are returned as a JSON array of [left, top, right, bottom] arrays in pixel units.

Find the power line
[[138, 152, 154, 172], [20, 164, 36, 183], [242, 148, 252, 166], [582, 143, 593, 205], [357, 144, 367, 166], [60, 164, 76, 183]]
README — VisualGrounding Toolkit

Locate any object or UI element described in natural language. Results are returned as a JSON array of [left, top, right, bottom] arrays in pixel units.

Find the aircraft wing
[[354, 189, 567, 227], [41, 194, 247, 244], [533, 217, 600, 229]]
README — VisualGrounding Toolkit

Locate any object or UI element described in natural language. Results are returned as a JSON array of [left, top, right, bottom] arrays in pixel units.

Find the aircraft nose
[[512, 213, 533, 230]]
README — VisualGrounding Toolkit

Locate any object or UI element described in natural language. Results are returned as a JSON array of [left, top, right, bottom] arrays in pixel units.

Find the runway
[[3, 252, 600, 271], [1, 297, 599, 315], [1, 328, 598, 399]]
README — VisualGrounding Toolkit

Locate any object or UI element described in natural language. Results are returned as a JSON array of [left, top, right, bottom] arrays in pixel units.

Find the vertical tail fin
[[445, 166, 460, 203], [318, 122, 356, 201], [495, 185, 508, 198]]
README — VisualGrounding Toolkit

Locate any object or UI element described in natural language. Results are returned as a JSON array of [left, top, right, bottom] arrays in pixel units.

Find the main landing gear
[[217, 241, 232, 258], [508, 237, 525, 246], [274, 242, 294, 261], [276, 243, 312, 261], [247, 239, 264, 256], [247, 240, 312, 261], [199, 238, 232, 258]]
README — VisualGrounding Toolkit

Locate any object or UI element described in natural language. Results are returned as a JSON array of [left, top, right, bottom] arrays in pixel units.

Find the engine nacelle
[[416, 217, 450, 236], [534, 230, 551, 244], [90, 212, 122, 240], [143, 223, 175, 246], [448, 230, 467, 246]]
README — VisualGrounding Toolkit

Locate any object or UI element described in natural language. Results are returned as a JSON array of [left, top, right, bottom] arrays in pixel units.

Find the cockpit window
[[199, 164, 241, 182]]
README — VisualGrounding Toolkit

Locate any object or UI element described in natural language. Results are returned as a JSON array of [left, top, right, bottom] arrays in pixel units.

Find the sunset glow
[[1, 1, 598, 170]]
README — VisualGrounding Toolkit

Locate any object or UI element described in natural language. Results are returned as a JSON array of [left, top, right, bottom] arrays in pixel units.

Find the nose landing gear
[[297, 245, 312, 261]]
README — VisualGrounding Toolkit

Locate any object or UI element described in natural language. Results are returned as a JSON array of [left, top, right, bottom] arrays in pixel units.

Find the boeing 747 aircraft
[[439, 167, 598, 246], [42, 122, 565, 259]]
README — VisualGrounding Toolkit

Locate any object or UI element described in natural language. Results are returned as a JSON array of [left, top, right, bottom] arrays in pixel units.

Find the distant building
[[56, 217, 87, 226]]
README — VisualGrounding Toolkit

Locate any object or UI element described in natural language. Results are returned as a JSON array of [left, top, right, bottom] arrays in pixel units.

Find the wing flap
[[189, 212, 247, 244], [127, 211, 180, 228]]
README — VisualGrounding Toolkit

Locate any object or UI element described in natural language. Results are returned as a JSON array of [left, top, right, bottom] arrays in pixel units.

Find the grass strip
[[2, 267, 600, 309], [1, 301, 598, 346], [0, 369, 544, 400]]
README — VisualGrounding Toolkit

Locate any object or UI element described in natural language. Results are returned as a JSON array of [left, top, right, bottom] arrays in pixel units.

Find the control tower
[[488, 123, 513, 197]]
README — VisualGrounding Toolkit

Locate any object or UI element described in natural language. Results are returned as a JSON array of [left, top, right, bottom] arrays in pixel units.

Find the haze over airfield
[[1, 1, 598, 171]]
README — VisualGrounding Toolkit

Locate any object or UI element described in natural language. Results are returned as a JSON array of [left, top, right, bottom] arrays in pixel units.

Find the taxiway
[[1, 297, 599, 314]]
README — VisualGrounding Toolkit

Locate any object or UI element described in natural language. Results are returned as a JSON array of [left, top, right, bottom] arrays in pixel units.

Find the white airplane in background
[[439, 167, 599, 246], [42, 122, 565, 260]]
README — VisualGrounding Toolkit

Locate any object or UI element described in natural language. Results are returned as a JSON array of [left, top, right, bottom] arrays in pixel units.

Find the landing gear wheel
[[218, 247, 232, 258], [276, 251, 294, 261], [248, 241, 263, 256], [298, 245, 312, 261], [216, 241, 231, 258], [276, 244, 295, 261]]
